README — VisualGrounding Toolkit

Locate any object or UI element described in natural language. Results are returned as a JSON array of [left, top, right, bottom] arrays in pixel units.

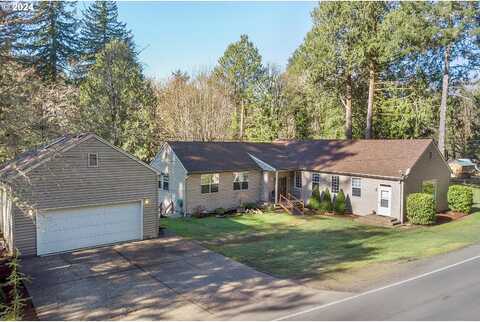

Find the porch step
[[355, 214, 401, 227]]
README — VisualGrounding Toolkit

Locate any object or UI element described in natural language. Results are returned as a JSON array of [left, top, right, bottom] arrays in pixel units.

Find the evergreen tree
[[79, 1, 134, 75], [289, 2, 365, 139], [214, 34, 265, 140], [79, 40, 156, 160], [26, 1, 79, 81], [428, 2, 479, 156], [0, 5, 30, 62]]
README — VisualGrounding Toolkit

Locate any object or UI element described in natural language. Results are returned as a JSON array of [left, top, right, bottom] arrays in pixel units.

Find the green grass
[[164, 186, 480, 279]]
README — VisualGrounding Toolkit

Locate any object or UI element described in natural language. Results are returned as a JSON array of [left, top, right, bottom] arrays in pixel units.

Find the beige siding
[[301, 171, 403, 221], [151, 144, 187, 214], [11, 137, 158, 256], [186, 170, 262, 213], [405, 142, 451, 212]]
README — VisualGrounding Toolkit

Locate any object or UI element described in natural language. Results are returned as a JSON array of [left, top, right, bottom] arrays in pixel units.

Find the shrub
[[191, 205, 207, 218], [214, 207, 226, 215], [307, 187, 322, 209], [0, 250, 29, 321], [334, 189, 346, 215], [242, 202, 258, 210], [307, 196, 321, 209], [406, 193, 436, 225], [448, 185, 473, 214], [319, 188, 333, 212]]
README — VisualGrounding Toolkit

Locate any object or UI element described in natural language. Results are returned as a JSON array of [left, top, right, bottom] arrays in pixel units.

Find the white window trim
[[201, 173, 220, 194], [312, 172, 320, 186], [294, 171, 302, 189], [233, 171, 249, 191], [351, 177, 361, 197], [160, 173, 169, 191], [87, 153, 99, 168], [331, 175, 339, 194]]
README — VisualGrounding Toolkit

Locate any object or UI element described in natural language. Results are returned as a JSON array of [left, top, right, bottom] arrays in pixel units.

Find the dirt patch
[[0, 257, 37, 320], [436, 212, 469, 224]]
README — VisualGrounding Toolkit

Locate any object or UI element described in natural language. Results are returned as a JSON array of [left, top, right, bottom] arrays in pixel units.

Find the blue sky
[[103, 1, 317, 81]]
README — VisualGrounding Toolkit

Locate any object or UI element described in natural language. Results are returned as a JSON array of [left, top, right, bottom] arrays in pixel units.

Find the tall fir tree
[[79, 1, 134, 76], [0, 5, 30, 62], [26, 1, 79, 82], [214, 34, 265, 140], [428, 2, 479, 156], [79, 40, 156, 160]]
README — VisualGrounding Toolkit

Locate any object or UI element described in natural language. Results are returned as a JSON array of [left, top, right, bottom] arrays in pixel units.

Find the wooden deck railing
[[278, 193, 304, 215]]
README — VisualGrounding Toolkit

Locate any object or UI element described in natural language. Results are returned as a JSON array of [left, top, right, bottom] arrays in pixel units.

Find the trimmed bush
[[319, 188, 333, 212], [307, 187, 322, 209], [214, 207, 226, 215], [406, 193, 436, 225], [334, 189, 346, 215], [307, 196, 321, 209], [448, 185, 473, 214]]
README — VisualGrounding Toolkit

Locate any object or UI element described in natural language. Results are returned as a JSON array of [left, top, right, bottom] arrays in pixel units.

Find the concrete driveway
[[22, 236, 350, 320]]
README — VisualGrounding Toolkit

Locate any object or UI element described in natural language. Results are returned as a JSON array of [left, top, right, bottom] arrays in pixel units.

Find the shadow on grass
[[178, 217, 393, 281]]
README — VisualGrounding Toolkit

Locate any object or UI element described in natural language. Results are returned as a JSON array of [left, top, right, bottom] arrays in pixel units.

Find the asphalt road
[[276, 244, 480, 321]]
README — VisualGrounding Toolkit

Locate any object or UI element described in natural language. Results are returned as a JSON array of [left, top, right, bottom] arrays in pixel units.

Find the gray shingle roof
[[0, 133, 92, 180]]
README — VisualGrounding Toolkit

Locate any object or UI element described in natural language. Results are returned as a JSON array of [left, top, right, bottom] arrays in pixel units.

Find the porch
[[261, 170, 304, 215]]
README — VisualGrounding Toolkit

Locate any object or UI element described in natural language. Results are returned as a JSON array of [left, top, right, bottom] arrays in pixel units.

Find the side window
[[295, 171, 302, 189], [233, 172, 249, 190], [331, 175, 339, 193], [88, 153, 98, 167], [159, 173, 170, 191], [312, 172, 320, 191], [351, 177, 361, 197], [201, 173, 219, 194], [422, 180, 437, 203], [163, 174, 169, 191]]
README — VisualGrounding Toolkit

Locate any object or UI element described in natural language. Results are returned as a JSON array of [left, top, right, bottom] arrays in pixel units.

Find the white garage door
[[37, 202, 142, 255]]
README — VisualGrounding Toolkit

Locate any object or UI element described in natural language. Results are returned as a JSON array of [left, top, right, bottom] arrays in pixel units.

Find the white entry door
[[37, 202, 142, 255], [377, 185, 392, 216]]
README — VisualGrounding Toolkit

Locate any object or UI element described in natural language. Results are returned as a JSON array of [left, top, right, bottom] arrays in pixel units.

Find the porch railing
[[278, 193, 304, 215]]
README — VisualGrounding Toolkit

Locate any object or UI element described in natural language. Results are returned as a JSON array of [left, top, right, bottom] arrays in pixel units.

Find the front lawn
[[164, 186, 480, 279]]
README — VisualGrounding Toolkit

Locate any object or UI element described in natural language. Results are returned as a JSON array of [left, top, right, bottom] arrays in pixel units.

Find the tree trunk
[[438, 45, 450, 157], [365, 63, 375, 139], [239, 99, 244, 141], [345, 74, 353, 139]]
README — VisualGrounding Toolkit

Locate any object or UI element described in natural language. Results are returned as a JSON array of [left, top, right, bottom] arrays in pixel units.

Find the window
[[422, 180, 437, 204], [233, 172, 249, 190], [295, 171, 302, 189], [351, 178, 361, 197], [331, 175, 339, 193], [88, 153, 98, 167], [312, 172, 320, 191], [158, 173, 169, 191], [162, 174, 169, 191], [201, 173, 219, 194]]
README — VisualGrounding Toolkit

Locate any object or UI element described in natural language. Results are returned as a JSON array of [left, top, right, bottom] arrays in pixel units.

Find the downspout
[[400, 179, 404, 224], [183, 175, 189, 217], [400, 168, 411, 224]]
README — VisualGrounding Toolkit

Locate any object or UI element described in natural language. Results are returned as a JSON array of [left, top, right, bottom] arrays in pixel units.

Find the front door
[[378, 185, 392, 216], [279, 177, 287, 198]]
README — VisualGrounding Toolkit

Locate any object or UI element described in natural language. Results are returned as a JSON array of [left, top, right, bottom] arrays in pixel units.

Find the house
[[151, 139, 450, 223], [0, 133, 159, 256]]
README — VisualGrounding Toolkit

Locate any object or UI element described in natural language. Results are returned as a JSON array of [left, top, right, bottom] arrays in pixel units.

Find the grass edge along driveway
[[164, 187, 480, 279]]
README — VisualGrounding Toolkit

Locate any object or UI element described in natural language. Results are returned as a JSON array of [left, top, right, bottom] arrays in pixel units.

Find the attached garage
[[0, 133, 159, 256], [36, 202, 143, 255]]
